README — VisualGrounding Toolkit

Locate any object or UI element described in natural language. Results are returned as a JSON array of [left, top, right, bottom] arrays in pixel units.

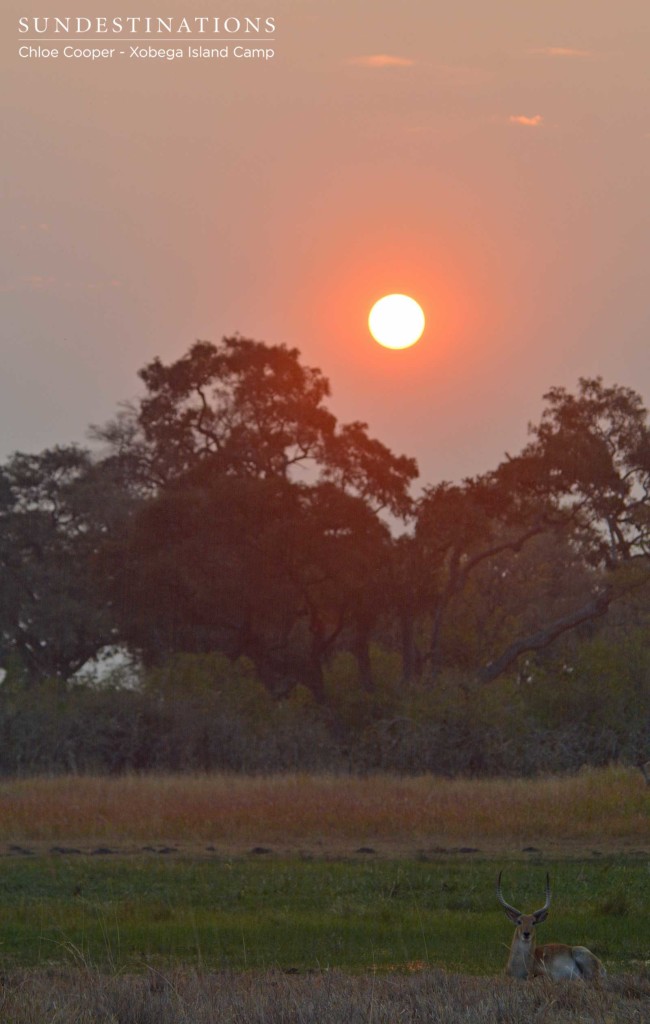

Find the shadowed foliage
[[1, 345, 649, 772]]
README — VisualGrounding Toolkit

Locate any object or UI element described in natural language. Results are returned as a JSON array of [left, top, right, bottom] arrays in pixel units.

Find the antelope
[[497, 872, 605, 982]]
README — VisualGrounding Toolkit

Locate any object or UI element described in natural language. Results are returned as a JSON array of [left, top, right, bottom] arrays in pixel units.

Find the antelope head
[[497, 871, 551, 946]]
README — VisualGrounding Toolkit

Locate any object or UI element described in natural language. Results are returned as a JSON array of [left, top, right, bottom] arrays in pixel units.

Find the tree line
[[1, 337, 648, 773]]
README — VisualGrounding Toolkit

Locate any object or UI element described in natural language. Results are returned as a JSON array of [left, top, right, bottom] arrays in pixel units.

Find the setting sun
[[368, 294, 425, 349]]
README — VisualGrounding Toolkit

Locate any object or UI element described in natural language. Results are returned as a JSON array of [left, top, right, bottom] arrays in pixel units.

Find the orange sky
[[3, 0, 650, 486]]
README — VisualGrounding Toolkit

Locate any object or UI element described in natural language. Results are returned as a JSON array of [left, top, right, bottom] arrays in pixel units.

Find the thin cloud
[[509, 114, 544, 127], [530, 47, 596, 58], [347, 54, 415, 69]]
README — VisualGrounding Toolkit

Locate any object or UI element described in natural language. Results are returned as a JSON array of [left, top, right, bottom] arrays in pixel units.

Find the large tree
[[509, 376, 650, 565], [0, 446, 132, 680], [103, 471, 393, 701], [409, 377, 650, 685], [98, 338, 416, 698], [97, 337, 418, 517]]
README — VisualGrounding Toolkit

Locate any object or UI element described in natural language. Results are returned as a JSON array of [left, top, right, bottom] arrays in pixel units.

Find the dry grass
[[0, 967, 647, 1023], [0, 767, 646, 853]]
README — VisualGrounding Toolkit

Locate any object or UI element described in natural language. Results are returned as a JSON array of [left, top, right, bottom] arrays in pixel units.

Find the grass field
[[0, 855, 646, 974], [0, 766, 646, 855], [0, 769, 646, 1021], [0, 967, 648, 1024]]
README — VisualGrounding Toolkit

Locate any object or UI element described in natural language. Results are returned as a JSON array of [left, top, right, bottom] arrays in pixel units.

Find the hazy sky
[[3, 1, 650, 487]]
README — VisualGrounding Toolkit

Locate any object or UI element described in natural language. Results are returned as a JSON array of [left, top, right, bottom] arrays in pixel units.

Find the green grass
[[0, 855, 646, 974]]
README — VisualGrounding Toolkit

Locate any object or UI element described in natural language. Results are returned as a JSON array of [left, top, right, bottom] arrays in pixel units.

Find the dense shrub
[[0, 640, 646, 776]]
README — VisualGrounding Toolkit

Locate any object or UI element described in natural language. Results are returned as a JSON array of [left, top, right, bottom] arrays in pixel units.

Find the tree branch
[[456, 521, 548, 589], [425, 520, 550, 675], [477, 587, 613, 684]]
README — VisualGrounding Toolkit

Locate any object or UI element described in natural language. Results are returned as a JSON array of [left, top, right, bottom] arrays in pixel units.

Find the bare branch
[[477, 587, 613, 684]]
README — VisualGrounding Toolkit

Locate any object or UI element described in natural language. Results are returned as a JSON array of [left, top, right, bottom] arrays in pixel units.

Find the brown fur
[[497, 873, 605, 983]]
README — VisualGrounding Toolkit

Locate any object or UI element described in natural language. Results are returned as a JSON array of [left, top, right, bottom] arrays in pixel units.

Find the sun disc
[[368, 294, 425, 349]]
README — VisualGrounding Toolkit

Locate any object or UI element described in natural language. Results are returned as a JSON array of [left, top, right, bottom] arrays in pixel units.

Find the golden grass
[[0, 967, 647, 1024], [0, 767, 646, 852]]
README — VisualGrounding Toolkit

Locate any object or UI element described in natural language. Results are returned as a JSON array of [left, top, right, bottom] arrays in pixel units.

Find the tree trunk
[[400, 611, 418, 683], [354, 619, 374, 693]]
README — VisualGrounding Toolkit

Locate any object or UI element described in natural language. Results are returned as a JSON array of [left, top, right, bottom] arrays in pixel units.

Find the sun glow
[[368, 294, 425, 349]]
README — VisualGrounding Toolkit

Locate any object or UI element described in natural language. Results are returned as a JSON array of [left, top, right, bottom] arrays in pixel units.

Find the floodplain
[[0, 768, 646, 1022]]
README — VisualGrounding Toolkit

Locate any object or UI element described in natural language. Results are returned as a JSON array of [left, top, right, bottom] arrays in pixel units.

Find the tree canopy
[[1, 342, 648, 774]]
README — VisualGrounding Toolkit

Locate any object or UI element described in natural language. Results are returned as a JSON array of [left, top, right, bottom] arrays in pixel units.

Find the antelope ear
[[533, 908, 549, 924], [502, 906, 521, 924]]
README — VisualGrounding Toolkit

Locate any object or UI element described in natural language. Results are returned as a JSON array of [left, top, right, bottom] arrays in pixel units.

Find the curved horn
[[533, 872, 551, 918], [496, 870, 522, 918]]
